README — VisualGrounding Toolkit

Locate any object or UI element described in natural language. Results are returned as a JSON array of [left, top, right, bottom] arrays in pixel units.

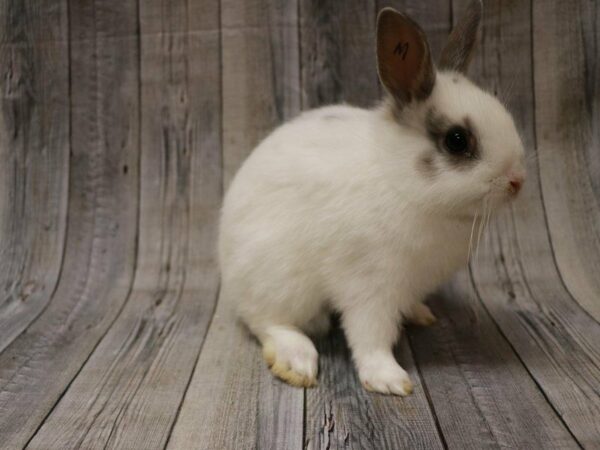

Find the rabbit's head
[[377, 1, 526, 218]]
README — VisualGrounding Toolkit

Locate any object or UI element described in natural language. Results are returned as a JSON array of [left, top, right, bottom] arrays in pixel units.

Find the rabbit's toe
[[359, 356, 413, 396], [407, 303, 437, 326]]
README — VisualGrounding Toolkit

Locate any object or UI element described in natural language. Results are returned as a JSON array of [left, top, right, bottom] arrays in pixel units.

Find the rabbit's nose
[[508, 174, 524, 194]]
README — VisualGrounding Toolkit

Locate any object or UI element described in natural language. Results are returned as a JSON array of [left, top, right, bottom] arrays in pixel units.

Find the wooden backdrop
[[1, 0, 599, 448]]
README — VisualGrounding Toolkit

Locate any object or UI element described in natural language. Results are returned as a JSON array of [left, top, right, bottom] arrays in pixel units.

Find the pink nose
[[508, 175, 524, 194]]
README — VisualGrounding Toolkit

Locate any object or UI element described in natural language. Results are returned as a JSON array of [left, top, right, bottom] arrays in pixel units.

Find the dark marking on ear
[[452, 76, 459, 83], [393, 41, 410, 60], [439, 0, 482, 73]]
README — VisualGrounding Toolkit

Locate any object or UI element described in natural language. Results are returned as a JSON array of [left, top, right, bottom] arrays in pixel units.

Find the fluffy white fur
[[219, 71, 525, 394]]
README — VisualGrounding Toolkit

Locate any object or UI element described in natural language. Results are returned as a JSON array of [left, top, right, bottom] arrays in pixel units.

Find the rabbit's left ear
[[377, 8, 436, 108], [439, 0, 482, 73]]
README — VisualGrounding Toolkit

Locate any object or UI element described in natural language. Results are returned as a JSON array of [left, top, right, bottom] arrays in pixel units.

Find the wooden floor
[[1, 0, 599, 448]]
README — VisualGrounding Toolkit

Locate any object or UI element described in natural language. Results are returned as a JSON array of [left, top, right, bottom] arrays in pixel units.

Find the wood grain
[[220, 0, 301, 187], [0, 0, 69, 353], [299, 0, 380, 108], [533, 0, 600, 324], [410, 278, 578, 449], [26, 1, 222, 448], [168, 1, 304, 448], [306, 325, 444, 449], [0, 0, 598, 447], [0, 0, 139, 446]]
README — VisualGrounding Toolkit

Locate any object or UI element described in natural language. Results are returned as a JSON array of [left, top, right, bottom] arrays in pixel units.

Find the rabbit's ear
[[439, 0, 482, 73], [377, 8, 435, 108]]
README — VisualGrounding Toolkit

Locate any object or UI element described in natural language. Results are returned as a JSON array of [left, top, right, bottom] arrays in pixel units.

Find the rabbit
[[218, 0, 526, 396]]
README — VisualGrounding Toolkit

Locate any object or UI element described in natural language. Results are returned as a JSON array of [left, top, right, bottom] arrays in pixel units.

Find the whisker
[[467, 207, 480, 264], [475, 197, 487, 263], [483, 199, 493, 255], [469, 197, 488, 326]]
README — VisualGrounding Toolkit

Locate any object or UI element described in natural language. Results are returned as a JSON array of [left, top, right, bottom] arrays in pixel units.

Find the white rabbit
[[218, 0, 525, 395]]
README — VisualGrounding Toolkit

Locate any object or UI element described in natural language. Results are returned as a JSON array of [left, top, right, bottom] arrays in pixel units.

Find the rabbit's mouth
[[462, 187, 509, 220]]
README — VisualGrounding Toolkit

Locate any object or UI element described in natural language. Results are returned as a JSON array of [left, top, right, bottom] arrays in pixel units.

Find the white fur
[[218, 71, 525, 394]]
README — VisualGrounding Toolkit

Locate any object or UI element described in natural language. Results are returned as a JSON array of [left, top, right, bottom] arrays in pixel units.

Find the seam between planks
[[163, 282, 221, 449], [468, 261, 584, 448], [163, 0, 225, 446], [529, 1, 600, 329], [407, 332, 449, 450], [0, 3, 72, 358], [21, 0, 143, 444], [94, 0, 144, 444]]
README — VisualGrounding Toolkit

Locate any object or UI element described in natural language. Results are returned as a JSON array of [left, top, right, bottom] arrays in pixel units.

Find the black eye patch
[[425, 109, 479, 167]]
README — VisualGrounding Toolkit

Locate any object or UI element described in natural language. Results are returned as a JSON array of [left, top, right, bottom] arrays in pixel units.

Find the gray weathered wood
[[25, 1, 222, 448], [410, 278, 579, 449], [168, 1, 304, 448], [0, 0, 599, 447], [533, 0, 600, 323], [0, 0, 139, 447], [307, 326, 444, 449], [169, 297, 304, 450], [221, 0, 301, 187], [300, 0, 380, 108], [0, 0, 69, 353]]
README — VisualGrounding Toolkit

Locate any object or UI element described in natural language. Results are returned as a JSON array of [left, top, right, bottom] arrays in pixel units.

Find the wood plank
[[0, 0, 69, 352], [299, 0, 380, 108], [472, 216, 600, 447], [168, 1, 304, 448], [455, 0, 600, 445], [410, 278, 578, 449], [168, 297, 304, 450], [221, 0, 301, 187], [26, 1, 222, 448], [0, 0, 140, 447], [300, 2, 444, 448], [533, 0, 600, 322], [306, 325, 444, 449]]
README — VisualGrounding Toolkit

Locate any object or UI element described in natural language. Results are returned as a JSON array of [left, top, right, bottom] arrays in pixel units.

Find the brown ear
[[376, 8, 435, 108], [439, 0, 482, 73]]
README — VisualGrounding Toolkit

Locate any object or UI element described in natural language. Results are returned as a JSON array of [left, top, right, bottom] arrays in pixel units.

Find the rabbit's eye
[[444, 126, 469, 155]]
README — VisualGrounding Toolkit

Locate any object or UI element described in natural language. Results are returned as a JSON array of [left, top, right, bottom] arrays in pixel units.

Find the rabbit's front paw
[[358, 355, 413, 396], [262, 327, 318, 388]]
